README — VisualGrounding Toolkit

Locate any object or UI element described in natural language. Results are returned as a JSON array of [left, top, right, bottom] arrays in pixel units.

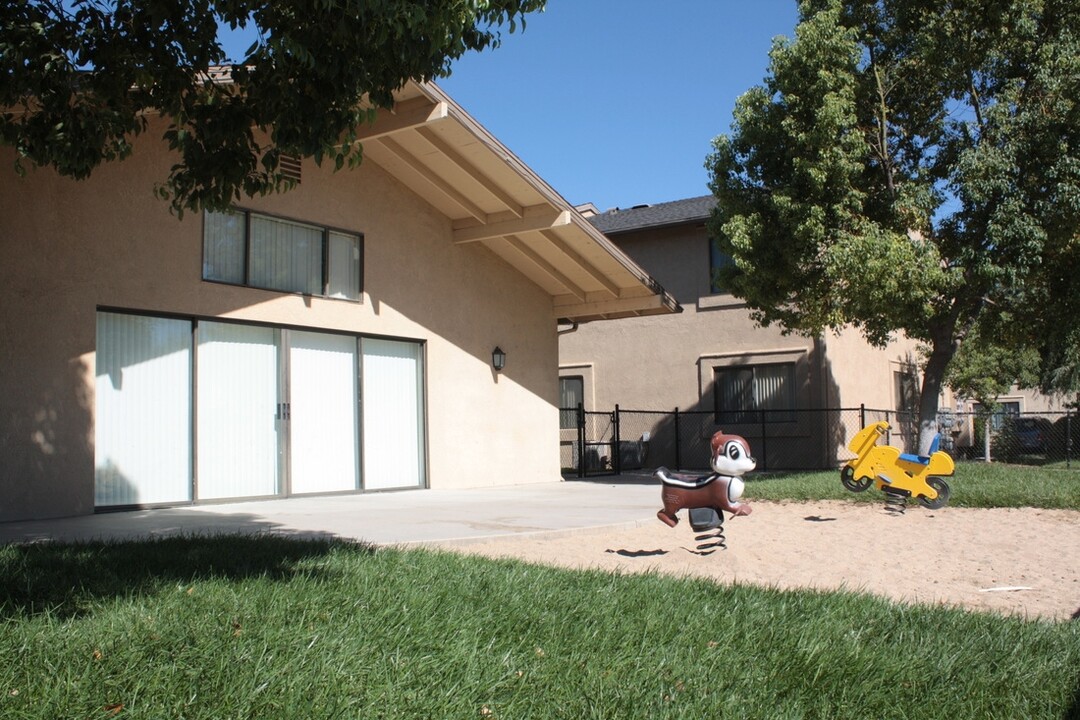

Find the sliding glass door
[[196, 322, 282, 500], [95, 312, 424, 507], [289, 331, 360, 494], [362, 338, 425, 490], [95, 313, 193, 506]]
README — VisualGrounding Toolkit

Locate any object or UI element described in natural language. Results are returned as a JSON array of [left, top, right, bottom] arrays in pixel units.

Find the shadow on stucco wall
[[576, 338, 848, 474], [0, 355, 94, 523]]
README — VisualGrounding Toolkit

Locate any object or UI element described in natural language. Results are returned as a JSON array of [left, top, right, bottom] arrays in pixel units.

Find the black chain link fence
[[560, 405, 1077, 476], [951, 410, 1077, 464]]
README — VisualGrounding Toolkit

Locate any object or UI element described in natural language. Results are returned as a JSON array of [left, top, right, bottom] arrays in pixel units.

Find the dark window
[[973, 401, 1020, 431], [714, 363, 795, 423], [894, 370, 919, 416], [893, 369, 921, 439], [559, 376, 584, 429], [709, 238, 735, 294], [203, 209, 362, 300]]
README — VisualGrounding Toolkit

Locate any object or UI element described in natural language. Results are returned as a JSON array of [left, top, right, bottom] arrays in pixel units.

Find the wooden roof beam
[[504, 234, 587, 301], [539, 229, 621, 298], [374, 136, 487, 222], [354, 97, 448, 141], [453, 205, 570, 244], [416, 126, 523, 218]]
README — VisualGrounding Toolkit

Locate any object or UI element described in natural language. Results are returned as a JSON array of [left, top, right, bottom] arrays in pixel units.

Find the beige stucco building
[[0, 80, 678, 523], [559, 197, 929, 471]]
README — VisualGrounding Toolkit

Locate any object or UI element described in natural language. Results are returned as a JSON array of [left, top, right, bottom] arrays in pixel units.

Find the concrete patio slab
[[0, 477, 662, 547]]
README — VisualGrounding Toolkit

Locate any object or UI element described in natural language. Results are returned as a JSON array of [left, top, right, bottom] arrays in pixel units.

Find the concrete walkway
[[0, 477, 661, 546]]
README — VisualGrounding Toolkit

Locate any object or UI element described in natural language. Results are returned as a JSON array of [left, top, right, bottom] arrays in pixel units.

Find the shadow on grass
[[1068, 672, 1080, 720], [0, 534, 374, 620]]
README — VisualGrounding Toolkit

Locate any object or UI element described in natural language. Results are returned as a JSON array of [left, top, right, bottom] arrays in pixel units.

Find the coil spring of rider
[[688, 507, 726, 553], [882, 487, 908, 515]]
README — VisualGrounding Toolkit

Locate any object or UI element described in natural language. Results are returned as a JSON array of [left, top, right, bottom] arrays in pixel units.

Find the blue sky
[[439, 1, 800, 211], [220, 1, 800, 211]]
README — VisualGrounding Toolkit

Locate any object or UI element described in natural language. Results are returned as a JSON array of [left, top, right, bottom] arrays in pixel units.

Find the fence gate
[[579, 409, 618, 476]]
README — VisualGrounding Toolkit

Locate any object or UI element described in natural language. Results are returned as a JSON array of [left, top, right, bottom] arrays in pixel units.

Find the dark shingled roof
[[587, 195, 717, 235]]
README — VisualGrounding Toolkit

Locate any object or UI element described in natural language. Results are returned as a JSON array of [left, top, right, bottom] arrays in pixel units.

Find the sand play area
[[434, 500, 1080, 622]]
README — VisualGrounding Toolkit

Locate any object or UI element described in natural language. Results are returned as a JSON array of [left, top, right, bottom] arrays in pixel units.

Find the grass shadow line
[[0, 533, 374, 620]]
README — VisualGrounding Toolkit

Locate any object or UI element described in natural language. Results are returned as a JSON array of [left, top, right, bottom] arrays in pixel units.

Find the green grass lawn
[[744, 461, 1080, 510], [2, 536, 1079, 719]]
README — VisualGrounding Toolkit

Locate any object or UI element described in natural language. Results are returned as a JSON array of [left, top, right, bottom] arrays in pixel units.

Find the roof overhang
[[360, 81, 681, 323]]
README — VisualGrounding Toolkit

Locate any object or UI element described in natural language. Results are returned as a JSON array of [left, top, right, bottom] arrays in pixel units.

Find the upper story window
[[203, 209, 362, 300], [709, 237, 735, 294]]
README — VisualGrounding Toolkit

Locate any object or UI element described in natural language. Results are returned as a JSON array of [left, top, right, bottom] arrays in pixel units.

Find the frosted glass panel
[[249, 215, 323, 294], [362, 339, 425, 490], [95, 313, 192, 506], [197, 322, 281, 499], [289, 331, 359, 494]]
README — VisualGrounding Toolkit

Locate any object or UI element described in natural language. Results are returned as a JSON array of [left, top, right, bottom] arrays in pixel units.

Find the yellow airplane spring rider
[[840, 421, 954, 509]]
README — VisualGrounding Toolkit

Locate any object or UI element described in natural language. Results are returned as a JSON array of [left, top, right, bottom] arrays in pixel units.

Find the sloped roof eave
[[358, 80, 681, 323]]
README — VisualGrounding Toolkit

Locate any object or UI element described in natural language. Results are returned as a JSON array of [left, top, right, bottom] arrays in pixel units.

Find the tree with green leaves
[[707, 0, 1080, 452], [943, 325, 1040, 409], [1, 0, 544, 214]]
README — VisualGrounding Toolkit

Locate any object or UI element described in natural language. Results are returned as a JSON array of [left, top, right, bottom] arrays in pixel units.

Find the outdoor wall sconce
[[492, 346, 506, 372]]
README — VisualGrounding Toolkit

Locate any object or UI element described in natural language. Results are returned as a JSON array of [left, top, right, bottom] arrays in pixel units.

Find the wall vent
[[279, 153, 302, 184]]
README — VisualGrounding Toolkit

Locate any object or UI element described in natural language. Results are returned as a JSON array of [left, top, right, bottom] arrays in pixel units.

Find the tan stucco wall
[[1, 130, 560, 522], [559, 220, 928, 468]]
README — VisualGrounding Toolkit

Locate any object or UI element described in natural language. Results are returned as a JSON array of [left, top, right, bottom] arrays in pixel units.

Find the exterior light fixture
[[492, 346, 506, 371]]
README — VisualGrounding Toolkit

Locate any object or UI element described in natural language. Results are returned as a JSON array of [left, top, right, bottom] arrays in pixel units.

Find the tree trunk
[[917, 326, 959, 456]]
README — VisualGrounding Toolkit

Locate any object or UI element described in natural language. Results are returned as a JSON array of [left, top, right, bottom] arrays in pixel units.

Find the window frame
[[973, 400, 1021, 431], [202, 207, 363, 300], [95, 308, 426, 508], [709, 236, 735, 295], [559, 375, 584, 430], [713, 362, 796, 424]]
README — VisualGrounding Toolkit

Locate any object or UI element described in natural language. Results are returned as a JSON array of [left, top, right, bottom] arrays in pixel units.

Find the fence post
[[613, 404, 621, 475], [1068, 410, 1073, 469], [576, 402, 585, 479], [860, 403, 866, 429], [674, 407, 681, 470], [759, 410, 768, 472]]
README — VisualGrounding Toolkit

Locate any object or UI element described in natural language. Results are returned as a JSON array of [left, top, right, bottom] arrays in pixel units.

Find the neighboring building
[[0, 79, 678, 523], [952, 387, 1076, 458], [559, 196, 930, 471]]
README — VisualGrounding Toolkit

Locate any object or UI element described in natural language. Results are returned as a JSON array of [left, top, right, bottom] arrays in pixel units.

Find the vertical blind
[[715, 363, 794, 422], [362, 338, 426, 490], [289, 331, 360, 494], [95, 312, 424, 506], [249, 215, 323, 295], [196, 322, 282, 500], [559, 376, 583, 429], [328, 231, 361, 300], [204, 210, 361, 299], [94, 313, 193, 506], [203, 209, 245, 284]]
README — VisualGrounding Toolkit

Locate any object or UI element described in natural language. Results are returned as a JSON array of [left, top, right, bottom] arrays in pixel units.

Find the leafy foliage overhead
[[0, 0, 545, 213], [707, 0, 1080, 443]]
